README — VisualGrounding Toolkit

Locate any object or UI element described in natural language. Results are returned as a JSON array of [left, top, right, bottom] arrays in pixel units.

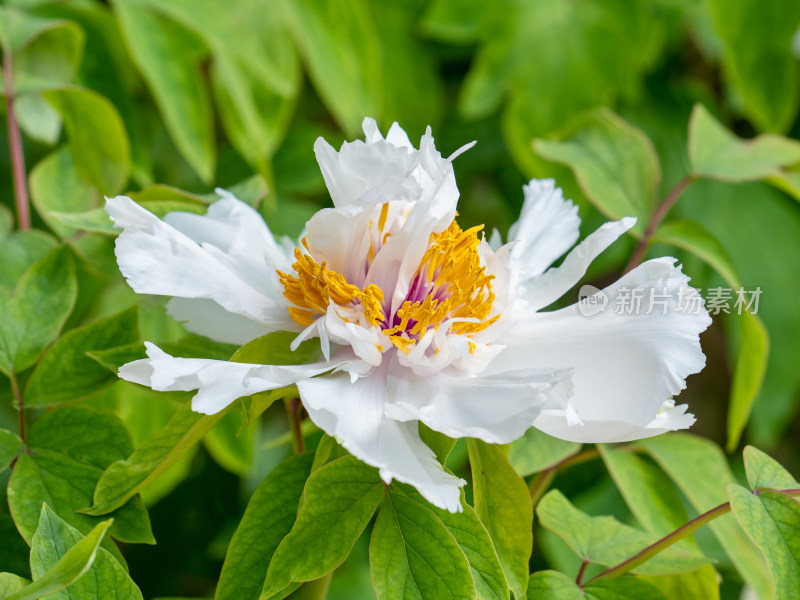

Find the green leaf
[[637, 565, 721, 600], [7, 406, 154, 547], [204, 411, 254, 477], [707, 0, 800, 132], [533, 108, 661, 232], [583, 578, 667, 600], [727, 311, 769, 452], [233, 331, 322, 366], [525, 571, 582, 600], [369, 490, 476, 600], [396, 485, 508, 600], [43, 87, 131, 195], [742, 446, 800, 491], [30, 147, 100, 239], [641, 434, 773, 599], [202, 175, 270, 208], [508, 427, 580, 477], [467, 439, 531, 599], [15, 92, 62, 144], [24, 307, 140, 406], [3, 506, 111, 600], [310, 434, 349, 473], [111, 0, 215, 183], [261, 456, 384, 596], [418, 424, 456, 465], [0, 429, 23, 474], [536, 490, 709, 576], [0, 7, 81, 55], [282, 0, 381, 136], [87, 342, 148, 374], [83, 401, 226, 516], [687, 104, 800, 181], [0, 204, 13, 236], [366, 3, 444, 138], [49, 207, 119, 235], [0, 245, 77, 376], [650, 220, 739, 290], [216, 452, 314, 600], [0, 573, 29, 597], [766, 166, 800, 203], [0, 230, 57, 290], [525, 570, 668, 600], [728, 485, 800, 600], [51, 199, 206, 236], [30, 505, 143, 600], [598, 447, 698, 549], [129, 0, 300, 179], [420, 0, 488, 43], [0, 8, 83, 91], [86, 331, 316, 516]]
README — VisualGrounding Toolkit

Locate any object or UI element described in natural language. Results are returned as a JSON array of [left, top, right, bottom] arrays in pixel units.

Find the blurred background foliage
[[1, 0, 800, 598]]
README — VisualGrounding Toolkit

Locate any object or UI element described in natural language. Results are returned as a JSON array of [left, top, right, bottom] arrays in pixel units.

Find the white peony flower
[[108, 119, 711, 512]]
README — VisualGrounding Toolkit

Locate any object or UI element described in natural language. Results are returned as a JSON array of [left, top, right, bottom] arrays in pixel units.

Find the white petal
[[384, 366, 572, 444], [507, 179, 580, 279], [119, 342, 339, 415], [313, 137, 418, 208], [533, 401, 696, 443], [163, 192, 292, 298], [496, 258, 711, 442], [167, 298, 270, 345], [520, 216, 636, 312], [305, 202, 374, 284], [297, 369, 465, 512], [106, 196, 296, 332], [323, 304, 384, 366], [385, 122, 414, 149]]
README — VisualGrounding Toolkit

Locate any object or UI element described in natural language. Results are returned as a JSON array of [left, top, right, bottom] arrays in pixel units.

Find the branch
[[3, 51, 31, 230], [285, 397, 305, 454], [10, 371, 25, 442], [624, 175, 694, 273], [585, 488, 800, 585]]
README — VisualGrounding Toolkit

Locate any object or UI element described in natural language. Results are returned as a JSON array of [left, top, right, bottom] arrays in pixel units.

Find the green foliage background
[[1, 0, 800, 599]]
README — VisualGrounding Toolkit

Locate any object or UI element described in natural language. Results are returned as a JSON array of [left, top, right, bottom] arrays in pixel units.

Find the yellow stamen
[[277, 206, 499, 353], [278, 242, 385, 327]]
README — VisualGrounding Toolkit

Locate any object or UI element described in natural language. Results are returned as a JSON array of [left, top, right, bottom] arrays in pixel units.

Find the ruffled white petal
[[494, 258, 710, 442], [520, 216, 636, 312], [313, 132, 418, 208], [507, 179, 580, 279], [533, 401, 696, 443], [119, 342, 339, 415], [163, 190, 292, 298], [297, 367, 465, 512], [166, 298, 271, 345], [106, 195, 297, 334], [384, 365, 572, 444]]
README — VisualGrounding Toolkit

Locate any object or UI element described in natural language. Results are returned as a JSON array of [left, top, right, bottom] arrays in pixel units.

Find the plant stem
[[585, 488, 800, 585], [10, 372, 25, 442], [624, 175, 694, 273], [3, 50, 31, 231], [528, 469, 556, 507], [529, 446, 617, 507], [285, 397, 305, 454], [575, 560, 589, 586]]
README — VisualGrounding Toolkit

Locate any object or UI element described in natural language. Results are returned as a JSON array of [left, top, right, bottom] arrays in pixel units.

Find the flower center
[[278, 210, 498, 352]]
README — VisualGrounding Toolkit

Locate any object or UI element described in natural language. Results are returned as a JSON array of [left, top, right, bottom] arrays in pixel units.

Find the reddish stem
[[624, 175, 694, 273], [3, 51, 30, 230]]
